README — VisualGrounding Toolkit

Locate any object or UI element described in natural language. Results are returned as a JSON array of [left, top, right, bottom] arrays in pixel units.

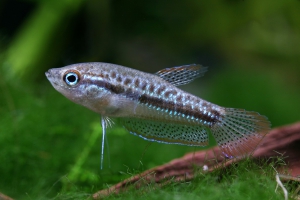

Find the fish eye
[[63, 71, 80, 86]]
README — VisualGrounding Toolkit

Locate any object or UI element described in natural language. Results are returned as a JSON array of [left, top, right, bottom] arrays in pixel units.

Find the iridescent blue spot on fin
[[155, 64, 208, 86], [120, 118, 209, 146]]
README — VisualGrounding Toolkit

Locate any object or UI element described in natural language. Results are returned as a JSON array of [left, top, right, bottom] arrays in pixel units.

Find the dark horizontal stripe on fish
[[81, 78, 108, 89], [138, 94, 220, 126], [86, 79, 221, 125], [85, 78, 127, 94], [94, 80, 139, 100]]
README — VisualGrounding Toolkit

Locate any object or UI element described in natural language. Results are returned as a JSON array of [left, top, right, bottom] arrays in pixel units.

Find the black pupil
[[67, 74, 76, 82]]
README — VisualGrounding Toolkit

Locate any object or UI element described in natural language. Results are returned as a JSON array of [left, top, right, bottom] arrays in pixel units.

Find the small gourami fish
[[45, 63, 270, 168]]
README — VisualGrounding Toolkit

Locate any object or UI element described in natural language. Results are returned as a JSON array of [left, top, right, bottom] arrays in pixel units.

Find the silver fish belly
[[45, 62, 270, 161]]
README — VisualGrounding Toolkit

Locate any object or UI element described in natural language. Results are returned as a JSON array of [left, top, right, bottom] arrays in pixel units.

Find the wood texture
[[93, 122, 300, 199]]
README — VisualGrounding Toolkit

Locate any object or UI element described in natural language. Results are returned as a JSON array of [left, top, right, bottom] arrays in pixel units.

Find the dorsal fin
[[155, 64, 208, 86]]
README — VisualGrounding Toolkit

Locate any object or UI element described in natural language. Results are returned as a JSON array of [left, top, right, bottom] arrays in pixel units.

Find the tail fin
[[211, 108, 271, 158]]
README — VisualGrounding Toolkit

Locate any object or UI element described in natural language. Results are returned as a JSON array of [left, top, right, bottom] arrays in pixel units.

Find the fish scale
[[45, 62, 271, 168], [90, 66, 219, 125]]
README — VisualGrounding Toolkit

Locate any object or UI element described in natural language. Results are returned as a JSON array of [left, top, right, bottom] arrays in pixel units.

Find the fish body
[[45, 62, 270, 163]]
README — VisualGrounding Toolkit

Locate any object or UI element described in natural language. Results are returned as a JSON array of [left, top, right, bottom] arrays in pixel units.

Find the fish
[[45, 62, 270, 168]]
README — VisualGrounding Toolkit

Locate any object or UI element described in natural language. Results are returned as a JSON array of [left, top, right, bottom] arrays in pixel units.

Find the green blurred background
[[0, 0, 299, 199]]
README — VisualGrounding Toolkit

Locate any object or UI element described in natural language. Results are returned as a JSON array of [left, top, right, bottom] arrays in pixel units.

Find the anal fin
[[120, 118, 209, 146]]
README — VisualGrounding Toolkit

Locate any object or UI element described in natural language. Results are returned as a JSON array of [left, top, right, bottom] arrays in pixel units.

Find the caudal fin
[[211, 108, 271, 158]]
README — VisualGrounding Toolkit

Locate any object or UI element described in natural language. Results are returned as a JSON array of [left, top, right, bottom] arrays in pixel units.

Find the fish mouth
[[45, 71, 50, 79], [45, 69, 59, 86], [45, 69, 54, 79]]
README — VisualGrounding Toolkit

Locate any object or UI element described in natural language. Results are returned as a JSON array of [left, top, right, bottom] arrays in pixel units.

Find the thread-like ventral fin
[[120, 118, 209, 146], [211, 108, 271, 158], [155, 64, 208, 86]]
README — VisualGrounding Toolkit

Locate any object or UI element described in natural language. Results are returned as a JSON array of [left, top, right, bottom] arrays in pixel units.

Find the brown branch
[[0, 192, 14, 200], [93, 122, 300, 199]]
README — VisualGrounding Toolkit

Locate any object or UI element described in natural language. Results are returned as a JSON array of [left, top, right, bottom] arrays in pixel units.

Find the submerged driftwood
[[93, 122, 300, 199], [1, 122, 299, 200]]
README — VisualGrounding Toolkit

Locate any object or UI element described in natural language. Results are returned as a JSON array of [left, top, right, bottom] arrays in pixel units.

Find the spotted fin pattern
[[120, 118, 209, 146], [211, 108, 271, 157], [155, 64, 208, 86]]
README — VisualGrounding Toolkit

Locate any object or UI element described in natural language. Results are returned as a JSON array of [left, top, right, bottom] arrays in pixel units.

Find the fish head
[[45, 63, 110, 108]]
